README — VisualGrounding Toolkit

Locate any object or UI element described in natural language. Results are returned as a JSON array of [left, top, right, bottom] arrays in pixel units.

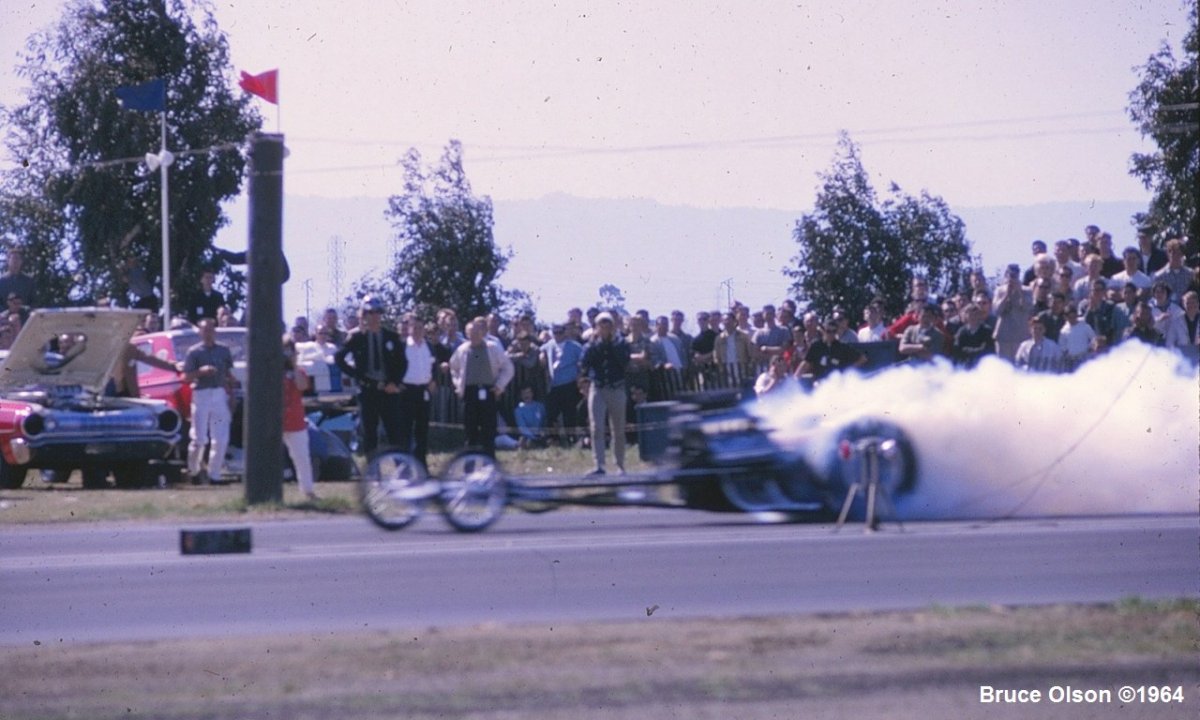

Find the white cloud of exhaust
[[756, 343, 1197, 520]]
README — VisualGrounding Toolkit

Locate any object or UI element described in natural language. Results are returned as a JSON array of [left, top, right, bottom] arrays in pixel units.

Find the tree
[[784, 133, 974, 321], [1127, 0, 1198, 247], [361, 140, 528, 322], [0, 0, 259, 309], [597, 283, 627, 315]]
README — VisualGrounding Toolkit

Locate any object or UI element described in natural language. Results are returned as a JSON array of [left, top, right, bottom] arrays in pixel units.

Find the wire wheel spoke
[[440, 451, 507, 532], [360, 451, 429, 531]]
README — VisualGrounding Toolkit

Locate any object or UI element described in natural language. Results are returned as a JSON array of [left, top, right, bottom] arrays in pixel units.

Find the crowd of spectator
[[264, 226, 1195, 454], [2, 223, 1196, 456]]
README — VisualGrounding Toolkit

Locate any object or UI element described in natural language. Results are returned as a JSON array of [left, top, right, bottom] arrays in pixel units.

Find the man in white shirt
[[1150, 282, 1188, 349], [1153, 238, 1192, 301], [398, 313, 438, 464], [857, 301, 888, 342], [1109, 247, 1153, 296], [1060, 302, 1097, 370], [1072, 254, 1106, 303]]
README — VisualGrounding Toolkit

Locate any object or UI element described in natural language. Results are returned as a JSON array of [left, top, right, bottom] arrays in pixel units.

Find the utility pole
[[328, 236, 345, 308], [302, 278, 313, 322], [720, 278, 734, 310], [244, 132, 285, 505]]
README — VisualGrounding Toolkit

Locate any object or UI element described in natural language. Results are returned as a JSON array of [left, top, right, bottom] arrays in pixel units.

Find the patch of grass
[[427, 444, 652, 478], [1115, 595, 1200, 615], [2, 602, 1196, 720], [0, 445, 654, 524], [922, 603, 994, 617], [0, 481, 364, 524], [861, 602, 1200, 661]]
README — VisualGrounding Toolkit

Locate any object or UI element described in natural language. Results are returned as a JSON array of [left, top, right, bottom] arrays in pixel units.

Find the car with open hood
[[0, 308, 182, 489]]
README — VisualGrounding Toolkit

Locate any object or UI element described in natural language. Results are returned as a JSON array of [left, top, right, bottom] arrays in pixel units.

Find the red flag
[[239, 69, 278, 104]]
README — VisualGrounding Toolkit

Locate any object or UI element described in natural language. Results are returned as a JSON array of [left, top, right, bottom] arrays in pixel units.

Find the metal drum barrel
[[636, 401, 676, 462]]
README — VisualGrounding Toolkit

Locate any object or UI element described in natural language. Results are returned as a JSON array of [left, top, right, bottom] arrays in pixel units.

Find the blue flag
[[115, 78, 165, 112]]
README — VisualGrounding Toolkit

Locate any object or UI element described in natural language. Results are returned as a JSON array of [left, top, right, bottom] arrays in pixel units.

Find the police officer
[[335, 296, 404, 455]]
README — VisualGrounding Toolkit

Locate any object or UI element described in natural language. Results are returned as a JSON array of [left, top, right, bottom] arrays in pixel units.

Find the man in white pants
[[182, 318, 234, 484]]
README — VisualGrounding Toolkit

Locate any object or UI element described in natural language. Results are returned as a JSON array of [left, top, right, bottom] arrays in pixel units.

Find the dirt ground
[[2, 601, 1195, 720]]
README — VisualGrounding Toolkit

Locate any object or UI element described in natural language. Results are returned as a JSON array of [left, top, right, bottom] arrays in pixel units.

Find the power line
[[288, 109, 1129, 151], [0, 140, 244, 176], [4, 111, 1136, 177], [285, 123, 1138, 176]]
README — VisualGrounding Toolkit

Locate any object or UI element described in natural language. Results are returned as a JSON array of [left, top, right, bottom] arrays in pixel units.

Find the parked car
[[0, 308, 182, 489], [134, 322, 357, 483]]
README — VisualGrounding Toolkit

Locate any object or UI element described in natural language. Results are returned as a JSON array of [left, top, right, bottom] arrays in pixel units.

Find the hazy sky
[[1, 1, 1190, 209], [0, 1, 1191, 320]]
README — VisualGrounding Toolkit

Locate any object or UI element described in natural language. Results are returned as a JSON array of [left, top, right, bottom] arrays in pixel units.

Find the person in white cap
[[578, 312, 631, 475]]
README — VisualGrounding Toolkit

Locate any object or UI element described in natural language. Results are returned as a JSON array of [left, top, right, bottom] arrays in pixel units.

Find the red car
[[135, 322, 357, 482], [133, 323, 248, 423], [0, 309, 182, 489]]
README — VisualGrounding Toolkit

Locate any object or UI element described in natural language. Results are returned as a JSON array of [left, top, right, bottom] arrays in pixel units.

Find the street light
[[144, 150, 174, 171], [145, 140, 173, 322]]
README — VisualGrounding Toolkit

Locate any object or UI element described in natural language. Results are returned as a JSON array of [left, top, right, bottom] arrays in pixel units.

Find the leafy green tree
[[360, 140, 528, 322], [0, 0, 259, 309], [785, 132, 973, 321], [1127, 0, 1198, 247], [597, 283, 628, 315]]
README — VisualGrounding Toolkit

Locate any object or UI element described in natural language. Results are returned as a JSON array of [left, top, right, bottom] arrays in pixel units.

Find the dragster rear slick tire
[[823, 419, 917, 521], [719, 472, 790, 513]]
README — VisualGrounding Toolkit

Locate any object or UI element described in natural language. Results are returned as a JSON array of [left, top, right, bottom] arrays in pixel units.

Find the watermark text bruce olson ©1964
[[980, 685, 1186, 704]]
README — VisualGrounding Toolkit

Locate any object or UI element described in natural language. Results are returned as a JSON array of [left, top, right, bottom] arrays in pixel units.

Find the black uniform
[[335, 326, 405, 454], [185, 289, 226, 325], [802, 340, 863, 381]]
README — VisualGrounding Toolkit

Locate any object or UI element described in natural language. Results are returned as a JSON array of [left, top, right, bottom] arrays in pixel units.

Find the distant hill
[[215, 193, 1147, 322]]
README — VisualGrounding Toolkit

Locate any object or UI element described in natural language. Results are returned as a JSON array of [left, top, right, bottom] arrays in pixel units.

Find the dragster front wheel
[[440, 450, 508, 533], [361, 451, 434, 531]]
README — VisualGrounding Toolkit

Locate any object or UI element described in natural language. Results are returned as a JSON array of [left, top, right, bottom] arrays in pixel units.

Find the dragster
[[360, 389, 918, 533]]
